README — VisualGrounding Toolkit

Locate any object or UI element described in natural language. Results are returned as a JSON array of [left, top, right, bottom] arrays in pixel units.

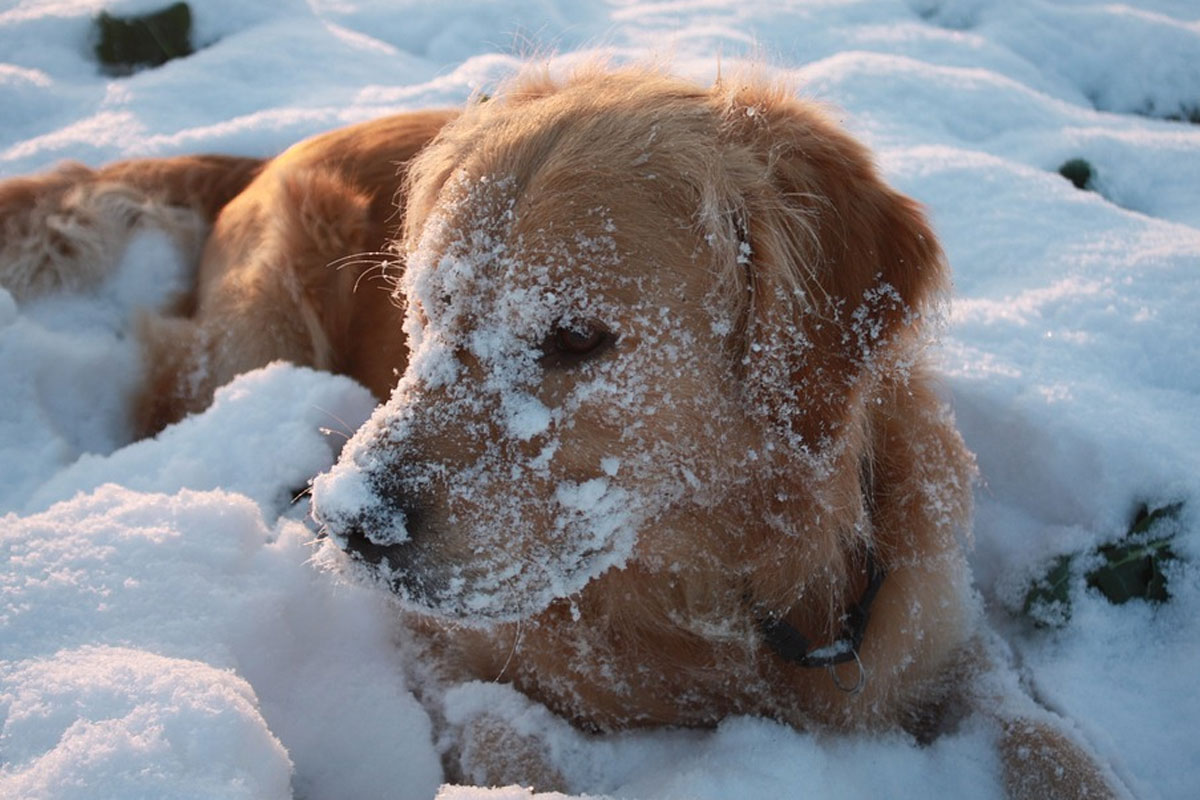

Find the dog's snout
[[337, 494, 423, 567], [332, 494, 455, 610], [340, 517, 402, 566]]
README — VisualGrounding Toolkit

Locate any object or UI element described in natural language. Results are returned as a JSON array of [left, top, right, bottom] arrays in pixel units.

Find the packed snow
[[2, 1, 1198, 799]]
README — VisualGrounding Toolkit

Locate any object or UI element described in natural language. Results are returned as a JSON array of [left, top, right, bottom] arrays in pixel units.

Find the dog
[[1, 66, 1124, 799]]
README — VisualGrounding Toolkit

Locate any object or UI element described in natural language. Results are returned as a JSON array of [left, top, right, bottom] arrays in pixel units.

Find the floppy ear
[[716, 84, 948, 462]]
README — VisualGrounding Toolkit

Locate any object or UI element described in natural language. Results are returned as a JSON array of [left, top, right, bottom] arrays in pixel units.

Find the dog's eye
[[541, 322, 613, 367], [556, 326, 606, 354]]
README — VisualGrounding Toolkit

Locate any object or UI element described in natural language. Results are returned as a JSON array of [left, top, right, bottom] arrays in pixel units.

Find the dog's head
[[312, 68, 947, 627]]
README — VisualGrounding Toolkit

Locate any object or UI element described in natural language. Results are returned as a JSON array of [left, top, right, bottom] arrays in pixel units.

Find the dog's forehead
[[409, 165, 708, 322]]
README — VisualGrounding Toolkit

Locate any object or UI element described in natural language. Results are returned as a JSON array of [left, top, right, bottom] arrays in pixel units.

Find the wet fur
[[0, 67, 1122, 799]]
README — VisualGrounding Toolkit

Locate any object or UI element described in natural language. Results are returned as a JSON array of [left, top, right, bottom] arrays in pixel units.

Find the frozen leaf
[[1086, 503, 1181, 605], [95, 2, 194, 74], [1057, 158, 1094, 191], [1021, 502, 1184, 627], [1023, 554, 1073, 628]]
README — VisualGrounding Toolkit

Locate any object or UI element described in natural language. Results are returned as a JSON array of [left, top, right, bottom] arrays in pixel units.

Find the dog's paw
[[442, 682, 577, 791], [999, 717, 1127, 800]]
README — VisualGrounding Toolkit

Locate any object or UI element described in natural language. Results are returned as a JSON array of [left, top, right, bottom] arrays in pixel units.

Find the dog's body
[[0, 109, 455, 435], [1, 68, 1122, 799]]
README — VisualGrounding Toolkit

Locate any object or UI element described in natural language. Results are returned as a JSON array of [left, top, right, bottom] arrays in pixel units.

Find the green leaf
[[1018, 501, 1184, 627], [1058, 158, 1094, 191], [1128, 501, 1183, 536], [1023, 554, 1074, 627], [95, 2, 193, 74], [1086, 502, 1181, 605]]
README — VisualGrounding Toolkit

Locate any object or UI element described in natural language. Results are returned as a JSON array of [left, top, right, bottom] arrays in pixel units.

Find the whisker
[[329, 250, 393, 270], [354, 262, 397, 294], [325, 250, 405, 295], [313, 403, 364, 441], [495, 614, 523, 682]]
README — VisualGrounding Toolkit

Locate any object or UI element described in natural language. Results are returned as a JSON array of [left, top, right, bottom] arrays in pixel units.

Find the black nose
[[337, 501, 422, 567], [341, 520, 396, 566]]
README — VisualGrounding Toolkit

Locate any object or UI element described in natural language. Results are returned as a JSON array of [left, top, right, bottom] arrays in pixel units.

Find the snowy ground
[[2, 1, 1199, 798]]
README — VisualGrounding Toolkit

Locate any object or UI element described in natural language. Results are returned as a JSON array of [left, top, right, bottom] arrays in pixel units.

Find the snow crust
[[2, 1, 1199, 799]]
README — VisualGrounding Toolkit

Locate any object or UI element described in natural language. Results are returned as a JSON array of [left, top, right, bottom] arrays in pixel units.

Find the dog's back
[[0, 154, 262, 302], [0, 110, 456, 436]]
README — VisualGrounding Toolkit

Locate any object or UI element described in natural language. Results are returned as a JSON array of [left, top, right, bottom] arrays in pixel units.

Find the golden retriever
[[0, 66, 1123, 799]]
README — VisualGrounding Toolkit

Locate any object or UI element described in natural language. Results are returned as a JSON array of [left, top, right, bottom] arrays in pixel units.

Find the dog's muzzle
[[337, 500, 420, 566], [319, 490, 461, 608], [312, 460, 422, 574]]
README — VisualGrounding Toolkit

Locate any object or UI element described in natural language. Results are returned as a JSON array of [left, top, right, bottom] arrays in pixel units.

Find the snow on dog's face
[[314, 153, 762, 622], [312, 69, 949, 628]]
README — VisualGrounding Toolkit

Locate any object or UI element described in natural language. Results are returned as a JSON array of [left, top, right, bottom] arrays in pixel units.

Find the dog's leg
[[998, 717, 1124, 800], [454, 712, 570, 790], [438, 681, 572, 791], [132, 165, 374, 436], [0, 155, 261, 302], [964, 639, 1130, 800]]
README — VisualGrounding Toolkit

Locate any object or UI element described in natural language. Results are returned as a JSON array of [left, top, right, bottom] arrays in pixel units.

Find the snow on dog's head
[[312, 67, 955, 632], [313, 142, 755, 621]]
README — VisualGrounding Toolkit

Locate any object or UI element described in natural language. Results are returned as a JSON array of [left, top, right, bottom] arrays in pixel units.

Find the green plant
[[1023, 553, 1072, 627], [1088, 503, 1180, 604], [1058, 158, 1094, 191], [1022, 502, 1182, 627], [95, 2, 193, 74]]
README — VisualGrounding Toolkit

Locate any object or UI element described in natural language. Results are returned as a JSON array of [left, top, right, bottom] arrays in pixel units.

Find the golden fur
[[0, 67, 1122, 799], [377, 68, 971, 731]]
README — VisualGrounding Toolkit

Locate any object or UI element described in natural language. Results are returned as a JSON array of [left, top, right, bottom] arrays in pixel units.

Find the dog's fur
[[0, 67, 1122, 799]]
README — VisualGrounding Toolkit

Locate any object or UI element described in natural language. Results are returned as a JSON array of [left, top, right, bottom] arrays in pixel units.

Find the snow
[[1, 1, 1198, 799]]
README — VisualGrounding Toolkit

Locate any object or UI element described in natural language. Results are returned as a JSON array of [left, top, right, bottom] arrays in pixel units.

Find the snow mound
[[1, 1, 1198, 798]]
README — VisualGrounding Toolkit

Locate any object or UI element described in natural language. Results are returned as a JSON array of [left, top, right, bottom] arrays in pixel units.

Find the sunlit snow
[[2, 2, 1198, 799]]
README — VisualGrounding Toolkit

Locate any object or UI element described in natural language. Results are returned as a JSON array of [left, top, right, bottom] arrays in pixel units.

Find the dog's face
[[312, 70, 946, 627], [316, 166, 764, 622]]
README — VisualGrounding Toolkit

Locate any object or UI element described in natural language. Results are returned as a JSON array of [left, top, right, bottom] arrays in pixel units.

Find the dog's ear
[[714, 83, 948, 460]]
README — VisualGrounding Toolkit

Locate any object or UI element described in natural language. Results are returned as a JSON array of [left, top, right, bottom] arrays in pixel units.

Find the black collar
[[754, 548, 886, 670]]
